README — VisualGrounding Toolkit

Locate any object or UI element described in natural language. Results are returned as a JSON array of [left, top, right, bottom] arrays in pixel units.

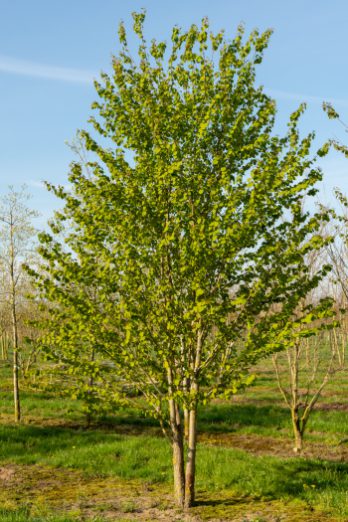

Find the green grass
[[0, 509, 81, 522], [198, 402, 348, 443], [2, 387, 347, 444], [0, 423, 348, 519], [1, 361, 348, 520]]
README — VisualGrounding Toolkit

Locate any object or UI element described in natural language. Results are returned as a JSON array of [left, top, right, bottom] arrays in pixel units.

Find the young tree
[[272, 310, 342, 453], [0, 186, 38, 422], [32, 14, 332, 507]]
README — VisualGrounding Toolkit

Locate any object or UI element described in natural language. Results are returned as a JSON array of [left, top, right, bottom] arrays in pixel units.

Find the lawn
[[0, 361, 347, 521]]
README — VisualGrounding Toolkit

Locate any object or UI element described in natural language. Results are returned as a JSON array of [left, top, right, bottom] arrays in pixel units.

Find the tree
[[272, 307, 342, 453], [32, 13, 332, 507], [0, 186, 38, 422]]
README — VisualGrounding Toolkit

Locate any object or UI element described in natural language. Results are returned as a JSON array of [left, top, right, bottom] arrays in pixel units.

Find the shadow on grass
[[194, 457, 348, 519], [198, 403, 289, 432], [94, 402, 290, 435], [0, 424, 123, 461], [268, 458, 348, 497]]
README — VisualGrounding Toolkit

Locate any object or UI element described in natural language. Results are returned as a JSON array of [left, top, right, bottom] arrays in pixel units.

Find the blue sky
[[0, 0, 348, 226]]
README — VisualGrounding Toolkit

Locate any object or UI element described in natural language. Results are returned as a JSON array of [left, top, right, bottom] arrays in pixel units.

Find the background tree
[[272, 307, 343, 453], [32, 13, 333, 508], [0, 186, 38, 423], [272, 237, 342, 453]]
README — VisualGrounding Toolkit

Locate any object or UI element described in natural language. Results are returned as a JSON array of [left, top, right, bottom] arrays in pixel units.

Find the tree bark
[[184, 330, 202, 507], [172, 431, 185, 507], [13, 344, 20, 423], [185, 405, 197, 507], [169, 397, 185, 507], [184, 408, 189, 440], [183, 376, 190, 440], [292, 414, 303, 453]]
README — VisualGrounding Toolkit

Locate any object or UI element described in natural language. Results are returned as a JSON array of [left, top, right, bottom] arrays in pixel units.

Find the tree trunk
[[86, 349, 95, 428], [292, 414, 303, 453], [183, 376, 190, 440], [11, 286, 20, 423], [169, 398, 185, 507], [185, 405, 197, 507], [172, 431, 185, 507], [184, 408, 189, 440], [13, 346, 20, 423], [10, 218, 20, 423]]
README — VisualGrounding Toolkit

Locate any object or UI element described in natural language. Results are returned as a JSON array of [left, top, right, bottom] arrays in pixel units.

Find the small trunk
[[185, 406, 197, 508], [183, 377, 190, 441], [172, 433, 185, 507], [86, 411, 92, 429], [85, 356, 95, 428], [292, 414, 303, 453], [169, 397, 185, 507], [12, 300, 20, 424], [184, 408, 189, 440], [10, 222, 20, 424], [13, 347, 20, 423]]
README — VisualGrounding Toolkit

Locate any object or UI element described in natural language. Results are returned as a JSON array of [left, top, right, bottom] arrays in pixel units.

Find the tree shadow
[[198, 403, 289, 433], [266, 458, 348, 497], [193, 458, 348, 512], [0, 423, 124, 460], [99, 402, 289, 432]]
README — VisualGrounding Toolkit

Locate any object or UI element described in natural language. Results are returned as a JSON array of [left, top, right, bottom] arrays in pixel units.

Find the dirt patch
[[199, 432, 348, 462], [316, 402, 348, 411], [0, 465, 15, 481]]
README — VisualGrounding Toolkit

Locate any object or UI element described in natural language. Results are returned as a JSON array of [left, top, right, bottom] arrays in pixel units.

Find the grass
[[0, 509, 81, 522], [2, 387, 347, 443], [0, 422, 348, 519], [0, 362, 347, 521]]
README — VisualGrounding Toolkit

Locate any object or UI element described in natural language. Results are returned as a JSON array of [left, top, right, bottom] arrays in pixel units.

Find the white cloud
[[28, 180, 46, 189], [267, 88, 348, 108], [0, 55, 96, 84]]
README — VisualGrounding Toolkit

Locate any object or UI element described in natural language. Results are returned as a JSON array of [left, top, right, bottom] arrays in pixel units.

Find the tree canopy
[[31, 13, 332, 507]]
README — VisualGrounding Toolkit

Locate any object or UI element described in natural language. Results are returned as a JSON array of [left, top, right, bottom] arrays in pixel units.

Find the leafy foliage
[[29, 13, 333, 502]]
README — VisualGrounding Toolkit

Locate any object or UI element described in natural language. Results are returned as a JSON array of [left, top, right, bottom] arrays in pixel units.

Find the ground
[[0, 360, 347, 521]]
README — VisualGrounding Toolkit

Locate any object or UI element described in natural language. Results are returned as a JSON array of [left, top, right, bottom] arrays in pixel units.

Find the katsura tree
[[31, 13, 333, 507], [0, 186, 38, 422]]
